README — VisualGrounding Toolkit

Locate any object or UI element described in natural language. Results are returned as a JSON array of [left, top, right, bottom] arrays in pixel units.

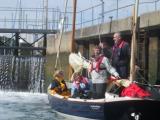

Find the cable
[[54, 0, 68, 70]]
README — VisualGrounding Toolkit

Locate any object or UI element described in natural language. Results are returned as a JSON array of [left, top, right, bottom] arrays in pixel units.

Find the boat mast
[[71, 0, 77, 52], [129, 0, 139, 81], [69, 0, 77, 79]]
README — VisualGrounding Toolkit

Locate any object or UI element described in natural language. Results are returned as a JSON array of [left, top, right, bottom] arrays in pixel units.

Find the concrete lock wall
[[44, 32, 73, 90], [148, 37, 159, 85]]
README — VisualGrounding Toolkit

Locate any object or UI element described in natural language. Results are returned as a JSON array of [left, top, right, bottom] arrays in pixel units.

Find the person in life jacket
[[99, 41, 112, 59], [111, 32, 130, 79], [89, 46, 120, 99], [49, 70, 69, 96], [71, 72, 91, 98]]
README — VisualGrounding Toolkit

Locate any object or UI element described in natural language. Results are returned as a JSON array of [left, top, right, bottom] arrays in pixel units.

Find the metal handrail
[[0, 0, 160, 31]]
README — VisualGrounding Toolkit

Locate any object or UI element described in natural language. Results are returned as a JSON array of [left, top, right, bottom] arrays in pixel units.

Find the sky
[[0, 0, 159, 40], [0, 0, 100, 11], [0, 0, 101, 29], [0, 0, 101, 38], [0, 0, 159, 30]]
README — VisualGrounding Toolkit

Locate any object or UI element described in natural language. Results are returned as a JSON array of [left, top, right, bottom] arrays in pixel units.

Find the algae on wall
[[148, 37, 158, 85]]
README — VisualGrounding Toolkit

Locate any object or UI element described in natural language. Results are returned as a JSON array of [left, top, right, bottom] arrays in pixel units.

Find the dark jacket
[[111, 40, 130, 78]]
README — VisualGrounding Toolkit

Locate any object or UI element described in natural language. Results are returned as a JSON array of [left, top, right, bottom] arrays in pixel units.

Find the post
[[155, 0, 157, 11], [71, 0, 77, 52], [129, 0, 139, 81], [14, 33, 20, 56], [45, 0, 48, 30], [42, 34, 47, 56], [19, 0, 22, 29], [100, 0, 104, 23], [116, 0, 118, 20], [109, 16, 113, 33], [69, 0, 77, 80]]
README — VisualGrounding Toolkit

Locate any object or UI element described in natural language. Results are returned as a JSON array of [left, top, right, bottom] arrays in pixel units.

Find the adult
[[99, 41, 112, 59], [111, 32, 130, 79], [89, 46, 119, 99]]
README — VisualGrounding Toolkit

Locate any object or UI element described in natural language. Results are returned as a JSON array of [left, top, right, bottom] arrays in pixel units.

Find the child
[[49, 70, 69, 96], [71, 73, 91, 98]]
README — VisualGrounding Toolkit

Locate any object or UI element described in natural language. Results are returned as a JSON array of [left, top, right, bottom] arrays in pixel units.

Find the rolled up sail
[[69, 53, 90, 73]]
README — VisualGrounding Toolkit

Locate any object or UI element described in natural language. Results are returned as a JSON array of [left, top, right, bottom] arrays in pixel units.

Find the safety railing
[[0, 0, 160, 31]]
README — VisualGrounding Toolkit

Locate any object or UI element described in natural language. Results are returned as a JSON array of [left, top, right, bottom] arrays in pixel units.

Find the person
[[111, 32, 130, 79], [89, 46, 120, 99], [71, 72, 91, 98], [99, 41, 112, 59], [48, 70, 69, 96]]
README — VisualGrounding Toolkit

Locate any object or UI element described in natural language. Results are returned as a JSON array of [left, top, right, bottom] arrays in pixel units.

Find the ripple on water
[[0, 90, 67, 120]]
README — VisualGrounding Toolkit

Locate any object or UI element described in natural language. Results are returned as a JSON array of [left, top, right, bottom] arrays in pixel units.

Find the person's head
[[72, 72, 82, 83], [53, 70, 64, 81], [99, 41, 108, 49], [113, 32, 122, 44], [93, 45, 101, 56]]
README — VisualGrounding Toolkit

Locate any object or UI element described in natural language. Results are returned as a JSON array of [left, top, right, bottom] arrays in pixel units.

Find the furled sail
[[69, 52, 90, 73]]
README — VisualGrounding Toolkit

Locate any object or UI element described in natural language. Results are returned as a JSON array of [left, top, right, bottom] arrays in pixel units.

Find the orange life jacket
[[90, 55, 104, 72]]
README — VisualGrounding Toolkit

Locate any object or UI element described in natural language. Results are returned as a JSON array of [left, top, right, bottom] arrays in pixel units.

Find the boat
[[48, 90, 160, 120], [48, 0, 160, 120], [48, 51, 160, 120], [48, 52, 160, 120]]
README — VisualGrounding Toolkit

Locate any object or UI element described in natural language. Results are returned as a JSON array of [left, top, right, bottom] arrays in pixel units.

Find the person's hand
[[109, 75, 120, 81], [87, 63, 92, 73], [135, 65, 140, 71], [115, 75, 121, 80]]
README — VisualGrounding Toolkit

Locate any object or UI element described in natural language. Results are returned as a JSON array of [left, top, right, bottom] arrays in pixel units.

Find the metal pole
[[26, 14, 28, 29], [36, 8, 38, 29], [109, 16, 113, 33], [4, 17, 6, 28], [12, 13, 14, 29], [92, 7, 94, 25], [43, 34, 47, 56], [81, 11, 82, 29], [44, 0, 48, 30], [101, 0, 104, 23], [19, 0, 22, 29], [155, 0, 157, 11], [3, 36, 6, 55], [99, 0, 104, 23], [117, 0, 118, 20], [14, 33, 19, 56]]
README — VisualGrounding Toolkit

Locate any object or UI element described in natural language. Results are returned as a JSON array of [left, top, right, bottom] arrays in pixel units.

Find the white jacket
[[90, 56, 119, 84]]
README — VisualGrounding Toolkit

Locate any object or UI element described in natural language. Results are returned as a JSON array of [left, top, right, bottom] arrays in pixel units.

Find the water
[[0, 90, 67, 120], [0, 55, 45, 92]]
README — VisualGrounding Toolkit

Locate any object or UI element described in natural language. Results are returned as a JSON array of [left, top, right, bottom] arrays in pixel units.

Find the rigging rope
[[54, 0, 68, 70], [98, 17, 102, 44]]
